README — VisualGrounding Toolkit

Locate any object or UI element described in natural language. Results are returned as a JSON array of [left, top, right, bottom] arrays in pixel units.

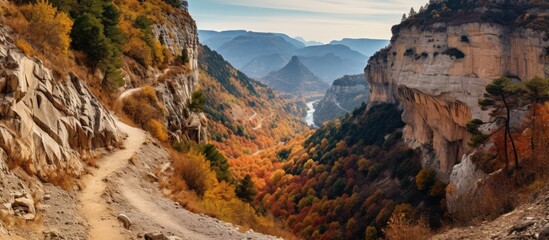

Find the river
[[305, 101, 318, 128]]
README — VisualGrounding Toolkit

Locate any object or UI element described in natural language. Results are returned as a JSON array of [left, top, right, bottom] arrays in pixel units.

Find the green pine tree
[[235, 174, 257, 203]]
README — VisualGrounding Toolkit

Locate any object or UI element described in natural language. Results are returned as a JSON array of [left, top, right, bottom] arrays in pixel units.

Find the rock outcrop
[[0, 26, 124, 221], [151, 11, 207, 143], [0, 27, 123, 181], [313, 74, 369, 126], [365, 3, 549, 179]]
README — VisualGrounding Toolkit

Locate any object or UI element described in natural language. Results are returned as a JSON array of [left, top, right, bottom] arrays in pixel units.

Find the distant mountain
[[263, 56, 329, 94], [271, 33, 306, 48], [299, 53, 365, 83], [198, 30, 379, 83], [294, 36, 324, 46], [329, 38, 389, 57], [198, 30, 248, 50], [216, 32, 298, 69], [295, 44, 367, 61], [198, 30, 304, 50], [241, 53, 289, 78], [245, 44, 367, 82]]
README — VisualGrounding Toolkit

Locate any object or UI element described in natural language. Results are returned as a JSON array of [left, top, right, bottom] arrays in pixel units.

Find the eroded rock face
[[153, 12, 199, 74], [152, 11, 207, 143], [366, 22, 549, 178], [0, 27, 123, 180], [313, 74, 369, 126]]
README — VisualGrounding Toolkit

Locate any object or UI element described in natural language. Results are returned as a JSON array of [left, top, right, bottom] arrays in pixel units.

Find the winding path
[[119, 179, 210, 239], [78, 120, 146, 240]]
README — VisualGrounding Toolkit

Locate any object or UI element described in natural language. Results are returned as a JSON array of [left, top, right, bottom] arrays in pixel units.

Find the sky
[[189, 0, 429, 43]]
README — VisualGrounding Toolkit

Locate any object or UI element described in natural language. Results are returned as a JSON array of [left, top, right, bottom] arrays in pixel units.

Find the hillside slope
[[251, 103, 446, 239], [198, 45, 308, 181]]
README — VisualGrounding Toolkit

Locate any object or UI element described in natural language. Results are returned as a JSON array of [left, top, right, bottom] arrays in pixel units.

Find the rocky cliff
[[313, 74, 369, 126], [152, 11, 208, 143], [0, 26, 124, 220], [365, 1, 549, 180]]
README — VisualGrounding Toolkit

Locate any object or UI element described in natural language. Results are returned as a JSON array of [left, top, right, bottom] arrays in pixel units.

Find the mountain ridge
[[198, 29, 379, 81], [263, 56, 329, 94]]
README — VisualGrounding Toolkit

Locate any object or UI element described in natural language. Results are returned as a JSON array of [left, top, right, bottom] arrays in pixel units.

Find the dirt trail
[[119, 179, 210, 240], [117, 87, 142, 102], [252, 112, 274, 130], [78, 120, 146, 240]]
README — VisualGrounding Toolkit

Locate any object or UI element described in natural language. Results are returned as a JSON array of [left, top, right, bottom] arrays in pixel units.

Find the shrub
[[163, 0, 181, 8], [125, 36, 153, 66], [15, 38, 34, 56], [130, 15, 166, 66], [365, 226, 378, 240], [148, 119, 168, 142], [384, 214, 431, 240], [415, 168, 435, 191], [172, 151, 217, 196], [188, 90, 206, 112], [121, 86, 166, 132], [28, 0, 73, 55], [180, 48, 189, 64]]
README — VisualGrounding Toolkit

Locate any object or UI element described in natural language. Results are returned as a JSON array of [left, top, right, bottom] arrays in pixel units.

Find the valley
[[0, 0, 548, 240]]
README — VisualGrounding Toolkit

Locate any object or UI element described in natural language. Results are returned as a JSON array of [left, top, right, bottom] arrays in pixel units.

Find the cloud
[[190, 0, 429, 41], [213, 0, 427, 15]]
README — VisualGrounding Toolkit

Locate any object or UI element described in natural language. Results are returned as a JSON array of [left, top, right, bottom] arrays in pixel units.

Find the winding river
[[305, 101, 318, 128]]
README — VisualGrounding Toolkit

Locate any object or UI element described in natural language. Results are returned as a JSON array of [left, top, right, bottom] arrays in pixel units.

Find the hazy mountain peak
[[263, 56, 329, 94]]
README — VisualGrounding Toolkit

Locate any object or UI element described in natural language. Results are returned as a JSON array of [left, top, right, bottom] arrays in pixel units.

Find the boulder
[[43, 230, 65, 240], [539, 225, 549, 240], [509, 221, 534, 234], [144, 232, 168, 240], [117, 213, 132, 229], [12, 197, 35, 220]]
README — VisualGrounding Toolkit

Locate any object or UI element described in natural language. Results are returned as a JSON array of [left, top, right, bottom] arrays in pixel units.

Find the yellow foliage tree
[[172, 151, 217, 196], [28, 0, 73, 55], [148, 119, 168, 142]]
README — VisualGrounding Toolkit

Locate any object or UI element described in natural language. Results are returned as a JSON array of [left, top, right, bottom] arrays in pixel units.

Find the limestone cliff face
[[313, 74, 369, 126], [151, 11, 207, 143], [366, 15, 549, 179], [0, 27, 124, 220], [0, 28, 123, 181]]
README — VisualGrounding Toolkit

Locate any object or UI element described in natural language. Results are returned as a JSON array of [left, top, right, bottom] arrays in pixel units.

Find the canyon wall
[[152, 11, 207, 143], [314, 74, 369, 126], [366, 20, 549, 179]]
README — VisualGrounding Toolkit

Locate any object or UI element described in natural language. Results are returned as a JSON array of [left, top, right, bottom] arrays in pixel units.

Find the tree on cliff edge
[[523, 77, 549, 151], [468, 77, 526, 170]]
